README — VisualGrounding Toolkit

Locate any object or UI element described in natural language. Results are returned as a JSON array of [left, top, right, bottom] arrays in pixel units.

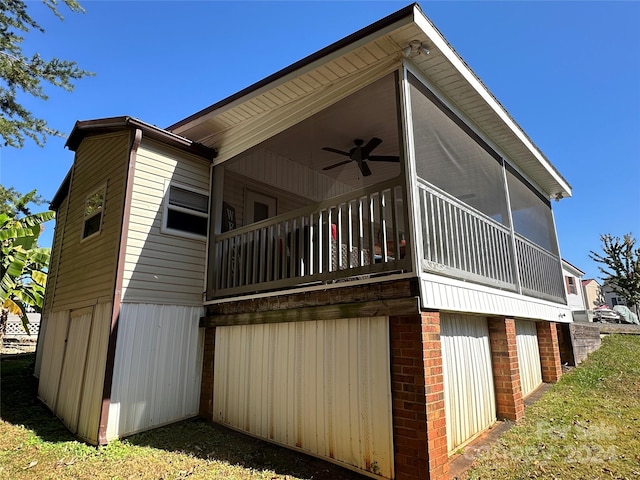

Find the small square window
[[163, 183, 209, 238], [566, 276, 577, 295], [82, 185, 106, 239]]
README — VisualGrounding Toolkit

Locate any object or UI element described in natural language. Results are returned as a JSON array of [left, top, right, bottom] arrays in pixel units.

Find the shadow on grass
[[127, 418, 368, 480], [1, 353, 367, 480], [1, 353, 77, 444]]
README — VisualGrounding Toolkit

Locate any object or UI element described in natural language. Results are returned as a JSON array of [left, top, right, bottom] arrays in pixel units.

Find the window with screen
[[163, 183, 209, 238]]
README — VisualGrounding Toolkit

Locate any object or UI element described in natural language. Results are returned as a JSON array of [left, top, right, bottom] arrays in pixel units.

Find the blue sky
[[1, 0, 638, 282]]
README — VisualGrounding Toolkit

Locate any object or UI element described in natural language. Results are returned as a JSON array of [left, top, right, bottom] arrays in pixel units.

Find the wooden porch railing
[[212, 179, 411, 297], [417, 180, 565, 304]]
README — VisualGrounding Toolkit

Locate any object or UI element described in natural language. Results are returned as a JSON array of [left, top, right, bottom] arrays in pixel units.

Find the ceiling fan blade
[[361, 137, 382, 157], [359, 161, 372, 177], [322, 159, 352, 171], [367, 155, 400, 162], [322, 147, 350, 156]]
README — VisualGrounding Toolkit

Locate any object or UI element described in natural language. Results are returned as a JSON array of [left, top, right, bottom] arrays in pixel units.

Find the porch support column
[[199, 326, 215, 417], [389, 312, 449, 480], [536, 321, 563, 383], [488, 317, 524, 421]]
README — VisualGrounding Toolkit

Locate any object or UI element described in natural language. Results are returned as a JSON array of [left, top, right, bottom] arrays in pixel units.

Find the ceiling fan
[[322, 137, 399, 177]]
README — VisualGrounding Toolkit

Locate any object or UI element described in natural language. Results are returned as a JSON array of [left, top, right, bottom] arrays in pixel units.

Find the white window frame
[[80, 182, 107, 241], [161, 180, 209, 240]]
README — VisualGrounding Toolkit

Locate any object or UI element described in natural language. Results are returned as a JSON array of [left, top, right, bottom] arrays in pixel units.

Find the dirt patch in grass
[[1, 353, 367, 480], [462, 334, 640, 480]]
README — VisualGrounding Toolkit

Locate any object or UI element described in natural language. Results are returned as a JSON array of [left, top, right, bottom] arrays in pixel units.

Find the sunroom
[[205, 67, 566, 306]]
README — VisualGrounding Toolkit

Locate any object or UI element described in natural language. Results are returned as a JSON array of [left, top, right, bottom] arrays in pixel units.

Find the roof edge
[[50, 168, 72, 211], [562, 258, 585, 276], [66, 116, 218, 159]]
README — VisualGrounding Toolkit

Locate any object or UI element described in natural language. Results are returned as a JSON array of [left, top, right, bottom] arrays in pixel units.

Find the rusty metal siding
[[106, 304, 204, 440], [515, 320, 543, 397], [441, 313, 496, 452], [213, 317, 394, 479]]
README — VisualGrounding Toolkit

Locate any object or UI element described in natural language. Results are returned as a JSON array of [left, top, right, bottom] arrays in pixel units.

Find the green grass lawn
[[0, 353, 365, 480], [465, 334, 640, 480]]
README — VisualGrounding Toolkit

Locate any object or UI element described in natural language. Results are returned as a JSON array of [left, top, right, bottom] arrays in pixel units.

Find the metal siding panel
[[107, 304, 203, 439], [441, 314, 496, 452], [56, 309, 93, 433], [515, 320, 543, 397], [213, 317, 394, 479], [420, 274, 571, 322], [76, 301, 112, 443], [37, 310, 70, 410]]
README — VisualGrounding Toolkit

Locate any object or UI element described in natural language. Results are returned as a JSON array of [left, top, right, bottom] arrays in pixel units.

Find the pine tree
[[1, 0, 92, 148]]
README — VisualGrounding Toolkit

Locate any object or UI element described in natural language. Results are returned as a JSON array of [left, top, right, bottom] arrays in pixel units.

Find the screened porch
[[206, 69, 566, 305]]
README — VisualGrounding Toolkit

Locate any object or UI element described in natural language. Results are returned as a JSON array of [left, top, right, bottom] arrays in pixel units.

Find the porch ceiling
[[169, 4, 571, 200]]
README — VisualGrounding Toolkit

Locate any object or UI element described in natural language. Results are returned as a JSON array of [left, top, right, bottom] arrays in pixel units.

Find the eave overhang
[[66, 116, 217, 159], [169, 3, 571, 200], [51, 116, 217, 210]]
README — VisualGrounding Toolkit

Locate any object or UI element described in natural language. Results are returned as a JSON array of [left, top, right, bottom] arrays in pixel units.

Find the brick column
[[536, 321, 562, 383], [199, 327, 215, 417], [421, 311, 449, 480], [389, 312, 449, 480], [488, 317, 524, 421]]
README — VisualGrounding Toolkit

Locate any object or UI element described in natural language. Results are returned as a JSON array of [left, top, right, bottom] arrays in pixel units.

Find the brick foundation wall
[[199, 327, 215, 417], [389, 312, 449, 480], [488, 317, 524, 421], [536, 321, 562, 383]]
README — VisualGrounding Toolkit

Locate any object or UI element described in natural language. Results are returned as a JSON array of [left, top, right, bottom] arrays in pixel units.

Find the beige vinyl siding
[[35, 194, 69, 377], [226, 148, 354, 203], [42, 195, 67, 316], [213, 318, 394, 479], [223, 172, 313, 228], [51, 132, 130, 309], [121, 139, 209, 305]]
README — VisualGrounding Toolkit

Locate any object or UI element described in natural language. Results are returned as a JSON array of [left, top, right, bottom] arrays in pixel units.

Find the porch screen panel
[[505, 165, 557, 255], [408, 73, 509, 225]]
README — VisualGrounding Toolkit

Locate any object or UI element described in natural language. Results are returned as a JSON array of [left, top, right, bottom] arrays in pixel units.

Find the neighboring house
[[582, 278, 603, 309], [562, 260, 586, 310], [603, 283, 627, 309], [35, 5, 574, 480]]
